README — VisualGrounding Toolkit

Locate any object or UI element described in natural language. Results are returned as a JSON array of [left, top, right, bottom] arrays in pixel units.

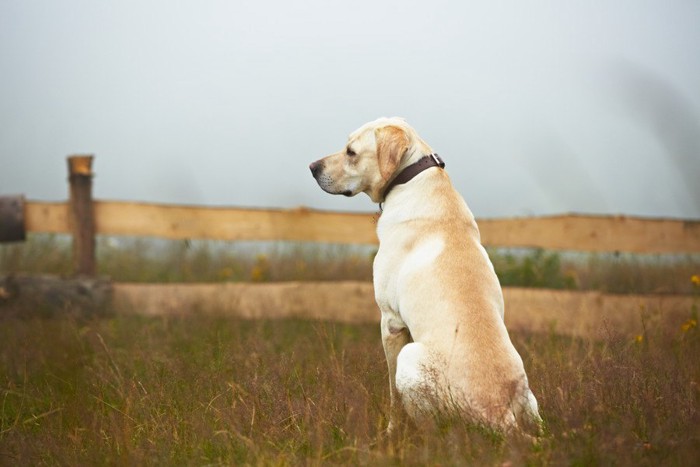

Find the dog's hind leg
[[394, 342, 442, 423], [381, 316, 412, 433]]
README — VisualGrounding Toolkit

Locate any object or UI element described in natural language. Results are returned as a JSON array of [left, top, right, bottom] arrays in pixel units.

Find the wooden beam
[[478, 215, 700, 253], [93, 202, 379, 244], [501, 287, 694, 338], [111, 281, 695, 339], [25, 201, 69, 234], [22, 200, 700, 253], [1, 274, 111, 314]]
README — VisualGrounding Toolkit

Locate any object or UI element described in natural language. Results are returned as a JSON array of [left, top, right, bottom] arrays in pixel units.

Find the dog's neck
[[380, 153, 445, 211], [375, 165, 479, 245]]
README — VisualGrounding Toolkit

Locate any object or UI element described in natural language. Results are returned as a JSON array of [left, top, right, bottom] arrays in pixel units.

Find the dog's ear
[[375, 125, 409, 181]]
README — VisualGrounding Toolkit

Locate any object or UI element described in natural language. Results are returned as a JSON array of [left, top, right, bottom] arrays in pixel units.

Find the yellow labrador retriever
[[309, 117, 542, 434]]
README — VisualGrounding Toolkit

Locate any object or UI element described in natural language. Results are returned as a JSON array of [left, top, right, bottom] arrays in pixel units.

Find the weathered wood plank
[[501, 287, 693, 338], [478, 214, 700, 253], [112, 281, 378, 323], [0, 274, 112, 315], [94, 202, 379, 244], [22, 200, 700, 253], [111, 282, 695, 338], [25, 201, 69, 234]]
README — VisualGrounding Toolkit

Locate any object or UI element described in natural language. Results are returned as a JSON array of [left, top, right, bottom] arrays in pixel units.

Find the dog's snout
[[309, 160, 324, 178]]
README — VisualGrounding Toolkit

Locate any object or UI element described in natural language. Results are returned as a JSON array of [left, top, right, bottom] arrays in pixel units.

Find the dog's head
[[309, 117, 430, 203]]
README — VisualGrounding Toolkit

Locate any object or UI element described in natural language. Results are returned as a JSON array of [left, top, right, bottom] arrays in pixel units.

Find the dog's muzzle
[[309, 160, 353, 196]]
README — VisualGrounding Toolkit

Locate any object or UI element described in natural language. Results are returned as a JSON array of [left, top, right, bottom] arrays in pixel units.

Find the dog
[[309, 117, 542, 434]]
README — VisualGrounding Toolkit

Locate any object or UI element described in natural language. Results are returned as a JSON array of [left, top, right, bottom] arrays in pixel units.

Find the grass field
[[1, 311, 699, 465], [1, 236, 699, 464]]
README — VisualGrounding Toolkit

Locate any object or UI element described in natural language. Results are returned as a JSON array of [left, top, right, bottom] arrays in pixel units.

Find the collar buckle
[[430, 153, 445, 168]]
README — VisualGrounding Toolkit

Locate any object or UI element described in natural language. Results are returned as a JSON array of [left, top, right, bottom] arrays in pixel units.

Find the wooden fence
[[1, 156, 699, 337], [21, 200, 700, 254]]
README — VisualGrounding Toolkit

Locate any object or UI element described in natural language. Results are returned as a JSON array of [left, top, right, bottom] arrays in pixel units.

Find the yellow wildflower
[[691, 275, 700, 287], [681, 318, 697, 333], [634, 334, 644, 344], [250, 255, 269, 282], [250, 266, 266, 282], [218, 267, 234, 280]]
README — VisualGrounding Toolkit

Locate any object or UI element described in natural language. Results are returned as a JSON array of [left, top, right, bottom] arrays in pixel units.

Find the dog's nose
[[309, 160, 324, 178]]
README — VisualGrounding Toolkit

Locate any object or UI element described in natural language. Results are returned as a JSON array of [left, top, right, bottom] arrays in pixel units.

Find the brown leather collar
[[381, 153, 445, 209]]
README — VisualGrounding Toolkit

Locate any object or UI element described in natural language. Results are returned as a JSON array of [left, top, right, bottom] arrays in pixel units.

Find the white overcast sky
[[1, 0, 699, 219]]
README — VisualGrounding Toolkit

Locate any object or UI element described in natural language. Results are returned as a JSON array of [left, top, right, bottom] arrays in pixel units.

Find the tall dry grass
[[0, 235, 374, 284], [1, 310, 698, 465]]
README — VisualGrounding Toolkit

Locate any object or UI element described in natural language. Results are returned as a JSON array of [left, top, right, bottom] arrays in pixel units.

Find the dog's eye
[[346, 147, 356, 157]]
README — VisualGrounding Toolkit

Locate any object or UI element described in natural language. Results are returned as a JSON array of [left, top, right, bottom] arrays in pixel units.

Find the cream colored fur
[[310, 117, 542, 434]]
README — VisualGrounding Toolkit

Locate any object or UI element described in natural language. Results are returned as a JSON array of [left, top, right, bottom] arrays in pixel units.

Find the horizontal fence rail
[[111, 281, 696, 339], [24, 200, 700, 253]]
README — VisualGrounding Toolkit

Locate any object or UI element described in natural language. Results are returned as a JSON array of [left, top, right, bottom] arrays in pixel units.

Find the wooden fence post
[[0, 195, 26, 243], [67, 155, 96, 276]]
